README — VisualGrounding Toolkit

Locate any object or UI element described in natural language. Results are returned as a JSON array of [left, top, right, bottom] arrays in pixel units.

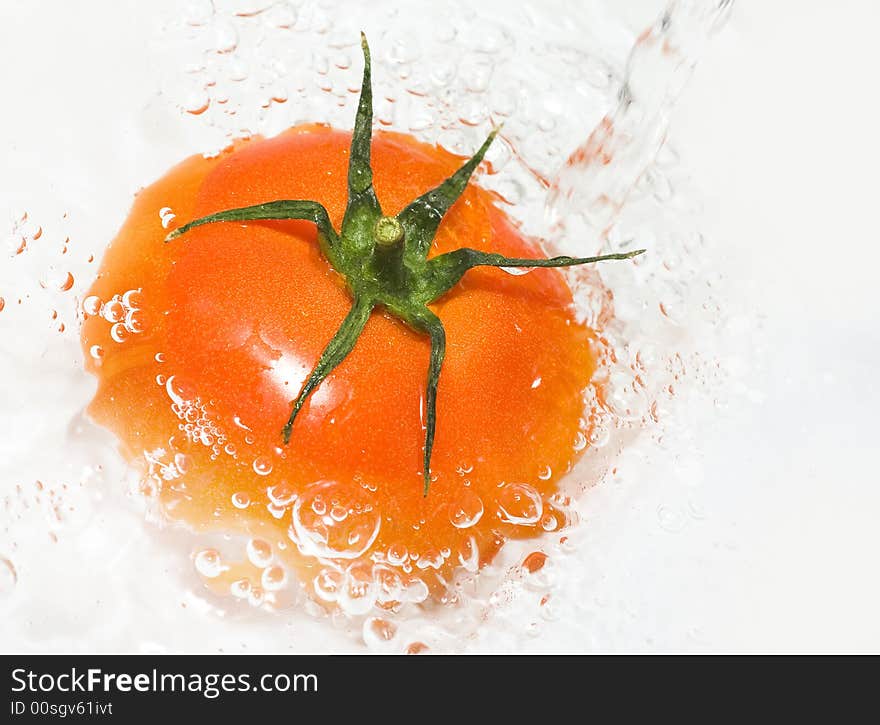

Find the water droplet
[[184, 91, 210, 116], [372, 564, 404, 604], [457, 536, 479, 572], [252, 456, 273, 476], [165, 375, 193, 406], [416, 549, 444, 570], [0, 557, 17, 596], [291, 481, 380, 560], [155, 352, 166, 363], [124, 309, 145, 333], [233, 415, 252, 431], [541, 513, 558, 531], [101, 298, 125, 323], [82, 295, 102, 316], [110, 323, 129, 343], [267, 2, 296, 28], [193, 549, 222, 578], [386, 543, 408, 566], [267, 481, 296, 507], [231, 492, 250, 509], [230, 578, 251, 598], [448, 488, 484, 529], [404, 578, 429, 604], [0, 297, 5, 313], [363, 617, 397, 649], [58, 272, 74, 292], [339, 563, 376, 615], [657, 504, 686, 533], [89, 345, 104, 360], [8, 234, 26, 255], [246, 538, 272, 568], [184, 0, 214, 26], [228, 59, 248, 82], [174, 453, 192, 474], [261, 565, 287, 591], [313, 567, 343, 602], [497, 483, 543, 525], [122, 288, 143, 309], [248, 586, 265, 607], [522, 551, 548, 574]]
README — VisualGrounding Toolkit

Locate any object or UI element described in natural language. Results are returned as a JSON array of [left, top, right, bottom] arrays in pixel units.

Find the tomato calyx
[[165, 33, 645, 496]]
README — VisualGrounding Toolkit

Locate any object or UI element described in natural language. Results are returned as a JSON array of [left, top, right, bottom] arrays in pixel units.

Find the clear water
[[0, 0, 737, 652]]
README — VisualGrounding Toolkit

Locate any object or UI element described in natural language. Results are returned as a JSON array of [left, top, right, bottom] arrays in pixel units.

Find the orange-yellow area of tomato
[[82, 125, 602, 602]]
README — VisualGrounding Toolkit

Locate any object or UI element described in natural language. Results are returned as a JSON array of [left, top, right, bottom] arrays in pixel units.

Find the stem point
[[373, 216, 405, 247]]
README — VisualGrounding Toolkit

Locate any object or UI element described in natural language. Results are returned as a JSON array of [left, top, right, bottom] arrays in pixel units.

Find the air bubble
[[174, 453, 191, 473], [246, 538, 272, 568], [252, 456, 273, 476], [82, 295, 102, 316], [267, 482, 296, 507], [387, 543, 408, 566], [110, 323, 129, 343], [372, 564, 404, 604], [363, 617, 397, 649], [248, 586, 265, 607], [159, 208, 176, 229], [499, 265, 532, 276], [193, 549, 222, 578], [0, 557, 17, 596], [124, 309, 145, 333], [184, 0, 214, 26], [541, 513, 558, 531], [657, 504, 686, 533], [211, 23, 239, 54], [338, 563, 376, 615], [101, 298, 125, 323], [58, 272, 74, 292], [261, 565, 287, 591], [291, 481, 380, 560], [497, 483, 543, 525], [457, 536, 479, 572], [267, 3, 297, 28], [404, 578, 429, 604], [313, 567, 343, 602], [448, 488, 484, 529], [184, 92, 210, 116], [230, 578, 251, 598]]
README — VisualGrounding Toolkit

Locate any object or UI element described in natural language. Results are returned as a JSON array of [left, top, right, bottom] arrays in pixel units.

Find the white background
[[1, 0, 878, 652], [672, 1, 880, 650]]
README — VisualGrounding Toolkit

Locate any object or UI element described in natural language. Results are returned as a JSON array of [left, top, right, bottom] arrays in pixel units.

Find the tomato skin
[[82, 125, 602, 596]]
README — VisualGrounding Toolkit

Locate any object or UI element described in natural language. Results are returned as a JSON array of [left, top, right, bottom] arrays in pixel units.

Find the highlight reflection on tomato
[[81, 35, 642, 607]]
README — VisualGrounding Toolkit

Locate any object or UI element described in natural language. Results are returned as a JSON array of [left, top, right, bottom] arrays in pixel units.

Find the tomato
[[81, 36, 640, 608]]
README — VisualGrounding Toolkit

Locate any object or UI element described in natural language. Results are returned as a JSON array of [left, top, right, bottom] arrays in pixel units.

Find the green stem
[[408, 308, 446, 496], [371, 216, 406, 286], [282, 297, 374, 443], [425, 247, 646, 301]]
